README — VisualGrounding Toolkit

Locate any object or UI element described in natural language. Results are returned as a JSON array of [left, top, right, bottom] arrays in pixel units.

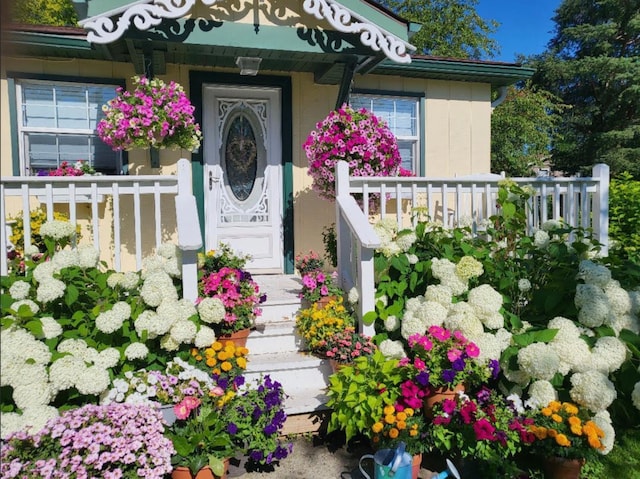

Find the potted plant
[[189, 339, 250, 390], [165, 393, 235, 479], [371, 403, 428, 478], [100, 356, 215, 425], [426, 387, 535, 478], [403, 325, 499, 411], [0, 403, 174, 478], [97, 75, 202, 153], [527, 400, 607, 479], [197, 243, 266, 344], [221, 374, 293, 468], [295, 297, 355, 355], [303, 104, 402, 202], [324, 328, 377, 372], [295, 250, 325, 275], [299, 269, 345, 306], [326, 349, 410, 444]]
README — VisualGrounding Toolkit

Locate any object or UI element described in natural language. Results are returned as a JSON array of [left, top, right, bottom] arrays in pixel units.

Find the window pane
[[351, 94, 420, 173], [22, 85, 56, 128], [18, 80, 121, 175]]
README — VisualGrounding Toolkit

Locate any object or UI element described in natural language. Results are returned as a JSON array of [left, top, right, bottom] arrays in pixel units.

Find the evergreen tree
[[379, 0, 499, 59], [530, 0, 640, 178]]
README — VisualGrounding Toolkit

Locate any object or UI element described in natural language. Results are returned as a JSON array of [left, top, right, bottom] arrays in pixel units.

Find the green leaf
[[363, 311, 378, 326], [65, 284, 79, 307]]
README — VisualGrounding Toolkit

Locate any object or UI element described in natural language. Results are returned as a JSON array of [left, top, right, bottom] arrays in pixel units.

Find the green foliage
[[10, 0, 78, 26], [322, 223, 338, 268], [491, 82, 567, 176], [326, 350, 409, 442], [529, 0, 640, 178], [379, 0, 499, 59], [166, 396, 234, 476], [609, 172, 640, 261]]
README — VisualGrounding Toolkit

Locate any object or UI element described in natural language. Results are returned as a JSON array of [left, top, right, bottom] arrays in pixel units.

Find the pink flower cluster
[[303, 104, 402, 201], [201, 266, 264, 329], [174, 396, 201, 420], [404, 325, 495, 390], [98, 75, 202, 152], [38, 160, 95, 177], [324, 329, 376, 363], [0, 403, 174, 478]]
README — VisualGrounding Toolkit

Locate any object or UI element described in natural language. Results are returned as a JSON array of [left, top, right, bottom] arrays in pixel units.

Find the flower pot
[[423, 383, 465, 418], [542, 456, 585, 479], [160, 404, 177, 426], [329, 358, 353, 374], [218, 328, 251, 348], [411, 453, 422, 479], [171, 464, 228, 479], [315, 295, 339, 308]]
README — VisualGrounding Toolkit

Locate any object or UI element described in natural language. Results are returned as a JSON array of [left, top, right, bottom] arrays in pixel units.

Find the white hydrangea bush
[[0, 223, 215, 438]]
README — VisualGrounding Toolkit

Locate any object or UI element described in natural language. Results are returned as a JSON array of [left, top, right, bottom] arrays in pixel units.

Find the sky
[[475, 0, 561, 63]]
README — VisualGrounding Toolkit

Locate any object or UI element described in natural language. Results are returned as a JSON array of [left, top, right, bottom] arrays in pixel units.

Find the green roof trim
[[372, 57, 535, 87], [338, 0, 410, 40]]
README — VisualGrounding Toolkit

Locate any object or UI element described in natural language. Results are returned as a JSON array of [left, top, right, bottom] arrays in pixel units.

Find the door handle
[[209, 171, 220, 190]]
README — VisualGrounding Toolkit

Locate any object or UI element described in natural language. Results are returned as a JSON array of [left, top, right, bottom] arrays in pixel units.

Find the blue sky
[[475, 0, 561, 62]]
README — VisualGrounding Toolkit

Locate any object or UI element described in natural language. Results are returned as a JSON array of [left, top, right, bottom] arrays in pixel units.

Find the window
[[350, 94, 420, 173], [15, 79, 123, 175]]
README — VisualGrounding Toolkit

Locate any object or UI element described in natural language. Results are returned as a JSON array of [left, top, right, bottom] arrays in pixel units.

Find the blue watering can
[[358, 442, 412, 479], [433, 459, 462, 479]]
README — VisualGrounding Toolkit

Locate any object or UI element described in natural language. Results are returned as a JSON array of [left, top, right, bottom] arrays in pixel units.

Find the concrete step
[[244, 350, 332, 415], [253, 274, 303, 323], [246, 320, 304, 355]]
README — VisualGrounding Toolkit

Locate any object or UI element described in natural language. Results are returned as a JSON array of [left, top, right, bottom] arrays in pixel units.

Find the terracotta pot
[[218, 328, 251, 348], [171, 464, 228, 479], [542, 456, 585, 479], [411, 453, 422, 479], [328, 358, 353, 374], [423, 383, 465, 418], [315, 295, 339, 308]]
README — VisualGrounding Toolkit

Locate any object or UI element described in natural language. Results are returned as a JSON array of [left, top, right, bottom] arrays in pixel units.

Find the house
[[1, 0, 534, 274], [1, 0, 539, 423]]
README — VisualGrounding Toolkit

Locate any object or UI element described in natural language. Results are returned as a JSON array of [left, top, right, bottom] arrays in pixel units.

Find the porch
[[0, 159, 610, 422]]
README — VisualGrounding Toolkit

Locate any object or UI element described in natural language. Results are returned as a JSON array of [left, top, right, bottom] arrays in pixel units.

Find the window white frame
[[15, 78, 123, 176], [350, 93, 421, 174]]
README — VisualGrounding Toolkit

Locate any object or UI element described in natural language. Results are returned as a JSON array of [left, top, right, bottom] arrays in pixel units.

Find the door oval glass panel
[[224, 113, 258, 202]]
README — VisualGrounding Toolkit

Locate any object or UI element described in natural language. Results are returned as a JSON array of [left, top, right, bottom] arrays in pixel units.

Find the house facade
[[0, 0, 534, 273]]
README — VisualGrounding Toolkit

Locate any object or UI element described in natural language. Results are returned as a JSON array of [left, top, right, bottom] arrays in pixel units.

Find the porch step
[[253, 274, 303, 323], [244, 350, 332, 415], [245, 274, 332, 419]]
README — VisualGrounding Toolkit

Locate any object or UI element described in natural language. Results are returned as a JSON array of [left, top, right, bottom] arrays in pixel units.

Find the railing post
[[335, 161, 350, 288], [592, 163, 609, 256], [175, 158, 203, 303]]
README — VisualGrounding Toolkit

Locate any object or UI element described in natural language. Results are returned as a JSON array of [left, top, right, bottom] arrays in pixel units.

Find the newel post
[[176, 158, 203, 302], [592, 163, 609, 256]]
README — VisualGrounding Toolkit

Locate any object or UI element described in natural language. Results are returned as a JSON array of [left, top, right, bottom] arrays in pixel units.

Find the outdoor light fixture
[[236, 56, 262, 76]]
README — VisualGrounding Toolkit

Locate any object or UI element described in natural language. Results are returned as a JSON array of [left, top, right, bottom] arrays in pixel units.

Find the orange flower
[[547, 429, 558, 438], [205, 357, 217, 367], [397, 421, 407, 430], [212, 341, 223, 351], [388, 428, 399, 439], [551, 414, 563, 423], [396, 411, 407, 422], [384, 415, 396, 425], [372, 422, 384, 433], [221, 361, 232, 372], [555, 434, 571, 447], [587, 435, 603, 450], [549, 401, 562, 412], [562, 403, 579, 415], [541, 407, 553, 417], [383, 405, 395, 416]]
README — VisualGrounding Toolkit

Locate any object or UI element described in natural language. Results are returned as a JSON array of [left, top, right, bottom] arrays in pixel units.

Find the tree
[[530, 0, 640, 179], [379, 0, 499, 59], [10, 0, 78, 27], [491, 82, 566, 176]]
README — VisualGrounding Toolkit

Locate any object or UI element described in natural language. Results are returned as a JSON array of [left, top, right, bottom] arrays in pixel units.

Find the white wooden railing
[[1, 159, 202, 300], [335, 161, 610, 334]]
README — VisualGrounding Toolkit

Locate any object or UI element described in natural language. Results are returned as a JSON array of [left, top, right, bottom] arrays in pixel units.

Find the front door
[[203, 85, 283, 272]]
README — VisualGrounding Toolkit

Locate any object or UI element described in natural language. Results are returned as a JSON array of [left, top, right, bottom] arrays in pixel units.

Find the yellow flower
[[217, 351, 229, 361], [396, 412, 407, 422], [383, 405, 395, 416], [562, 402, 579, 415], [221, 361, 232, 372], [237, 357, 247, 369], [541, 407, 553, 417], [372, 422, 384, 433], [384, 415, 396, 425], [548, 400, 562, 412], [551, 414, 563, 423], [206, 357, 217, 367], [212, 341, 223, 351], [555, 434, 571, 447], [397, 421, 407, 430], [404, 408, 414, 417], [388, 428, 399, 439]]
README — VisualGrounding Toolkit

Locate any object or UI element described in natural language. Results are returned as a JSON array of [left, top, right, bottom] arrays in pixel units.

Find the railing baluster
[[133, 182, 143, 270], [154, 181, 162, 249], [113, 183, 122, 271]]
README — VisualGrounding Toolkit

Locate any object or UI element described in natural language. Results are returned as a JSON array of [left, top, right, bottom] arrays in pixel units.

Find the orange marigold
[[388, 428, 399, 439], [372, 422, 384, 434], [555, 434, 571, 447]]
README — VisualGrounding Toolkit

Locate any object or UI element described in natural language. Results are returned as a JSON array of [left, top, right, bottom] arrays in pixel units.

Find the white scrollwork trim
[[82, 0, 220, 44], [302, 0, 415, 64]]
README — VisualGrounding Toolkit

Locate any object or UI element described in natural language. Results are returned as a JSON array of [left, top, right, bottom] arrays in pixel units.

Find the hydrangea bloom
[[39, 220, 76, 240], [524, 380, 558, 409], [517, 342, 560, 381], [570, 370, 617, 412]]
